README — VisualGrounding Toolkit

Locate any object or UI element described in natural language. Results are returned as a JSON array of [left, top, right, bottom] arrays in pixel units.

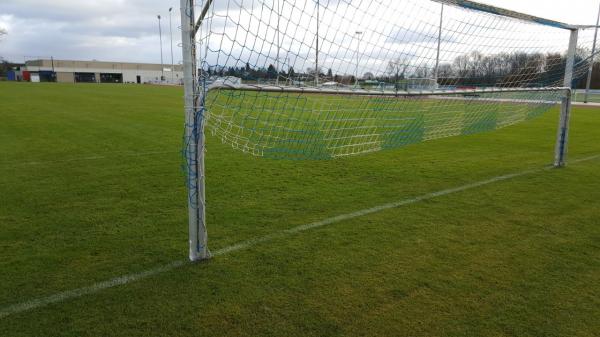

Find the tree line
[[205, 62, 358, 84], [206, 49, 595, 89], [435, 51, 574, 87]]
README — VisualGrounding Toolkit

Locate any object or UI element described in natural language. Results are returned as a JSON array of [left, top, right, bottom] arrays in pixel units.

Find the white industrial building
[[20, 59, 184, 84]]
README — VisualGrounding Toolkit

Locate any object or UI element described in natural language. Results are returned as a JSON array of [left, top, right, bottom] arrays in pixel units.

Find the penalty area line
[[1, 153, 599, 319]]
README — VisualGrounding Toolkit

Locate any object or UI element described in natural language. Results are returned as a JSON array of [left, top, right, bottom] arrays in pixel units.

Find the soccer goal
[[179, 0, 598, 261]]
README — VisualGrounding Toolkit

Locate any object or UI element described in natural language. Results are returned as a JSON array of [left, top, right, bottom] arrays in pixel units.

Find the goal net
[[188, 0, 595, 160], [180, 0, 597, 260]]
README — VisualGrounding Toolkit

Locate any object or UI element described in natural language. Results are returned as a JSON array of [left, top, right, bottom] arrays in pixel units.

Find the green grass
[[1, 82, 599, 336]]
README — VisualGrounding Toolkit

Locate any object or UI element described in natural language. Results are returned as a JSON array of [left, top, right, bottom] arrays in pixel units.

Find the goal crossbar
[[432, 0, 578, 30]]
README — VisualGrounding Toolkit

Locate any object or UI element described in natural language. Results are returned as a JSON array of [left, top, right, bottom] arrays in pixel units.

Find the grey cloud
[[385, 26, 458, 45], [0, 0, 182, 63], [0, 0, 179, 22], [60, 16, 162, 39]]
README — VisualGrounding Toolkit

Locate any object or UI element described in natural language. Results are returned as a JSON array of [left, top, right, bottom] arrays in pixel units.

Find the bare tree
[[386, 58, 409, 91], [386, 59, 408, 79], [413, 67, 430, 79], [437, 63, 453, 78]]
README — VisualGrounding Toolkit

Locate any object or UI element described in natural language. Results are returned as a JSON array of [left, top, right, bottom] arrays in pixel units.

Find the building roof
[[25, 59, 183, 72]]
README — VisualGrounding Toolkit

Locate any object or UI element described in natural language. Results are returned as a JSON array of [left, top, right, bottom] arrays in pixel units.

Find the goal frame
[[181, 0, 578, 261]]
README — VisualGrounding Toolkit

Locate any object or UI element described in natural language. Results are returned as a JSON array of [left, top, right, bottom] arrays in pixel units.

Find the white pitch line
[[570, 153, 600, 163], [1, 154, 599, 320], [0, 261, 187, 320]]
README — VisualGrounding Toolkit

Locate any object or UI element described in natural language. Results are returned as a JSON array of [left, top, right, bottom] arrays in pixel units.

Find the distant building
[[14, 59, 184, 84]]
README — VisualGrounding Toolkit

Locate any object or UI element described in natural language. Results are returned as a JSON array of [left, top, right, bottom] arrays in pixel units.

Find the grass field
[[1, 82, 599, 336]]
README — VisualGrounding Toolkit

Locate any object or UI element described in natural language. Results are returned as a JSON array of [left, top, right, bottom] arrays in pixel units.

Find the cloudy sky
[[1, 0, 599, 64]]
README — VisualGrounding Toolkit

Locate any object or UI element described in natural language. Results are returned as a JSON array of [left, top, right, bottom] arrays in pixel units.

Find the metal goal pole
[[180, 0, 210, 261], [554, 28, 578, 168]]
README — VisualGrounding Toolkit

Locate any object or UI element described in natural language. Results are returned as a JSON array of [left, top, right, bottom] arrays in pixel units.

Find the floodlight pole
[[554, 28, 578, 167], [276, 0, 281, 86], [169, 7, 175, 84], [180, 0, 210, 261], [315, 0, 319, 87], [434, 3, 444, 85], [158, 14, 165, 82], [584, 2, 600, 103], [355, 31, 362, 87]]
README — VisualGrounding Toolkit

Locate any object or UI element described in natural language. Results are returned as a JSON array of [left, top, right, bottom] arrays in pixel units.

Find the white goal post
[[180, 0, 592, 261]]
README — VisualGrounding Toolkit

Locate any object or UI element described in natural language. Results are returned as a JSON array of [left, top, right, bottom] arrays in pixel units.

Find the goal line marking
[[1, 153, 599, 320]]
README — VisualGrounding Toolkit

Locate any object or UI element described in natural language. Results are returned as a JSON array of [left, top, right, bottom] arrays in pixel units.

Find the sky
[[0, 0, 600, 64]]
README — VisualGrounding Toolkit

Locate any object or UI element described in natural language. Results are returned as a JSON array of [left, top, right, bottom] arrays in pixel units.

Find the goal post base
[[189, 248, 211, 262]]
